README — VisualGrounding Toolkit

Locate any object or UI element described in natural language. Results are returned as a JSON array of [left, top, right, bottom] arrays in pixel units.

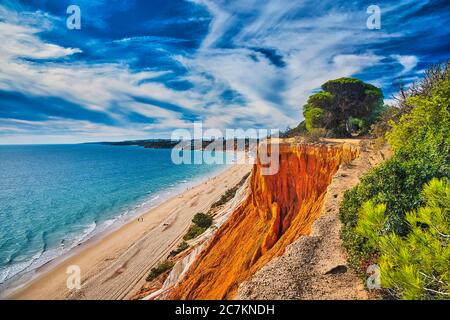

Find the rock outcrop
[[168, 142, 359, 299], [237, 140, 387, 299]]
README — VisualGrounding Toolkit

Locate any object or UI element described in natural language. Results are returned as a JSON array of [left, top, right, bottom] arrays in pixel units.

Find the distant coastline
[[88, 138, 257, 151]]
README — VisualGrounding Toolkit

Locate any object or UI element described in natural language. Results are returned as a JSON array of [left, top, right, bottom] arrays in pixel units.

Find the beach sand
[[10, 164, 252, 300]]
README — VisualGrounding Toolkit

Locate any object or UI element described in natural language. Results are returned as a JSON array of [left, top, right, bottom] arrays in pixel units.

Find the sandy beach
[[10, 163, 251, 300]]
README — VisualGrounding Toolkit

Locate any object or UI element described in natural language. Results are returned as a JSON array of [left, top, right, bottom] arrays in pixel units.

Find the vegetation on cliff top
[[340, 61, 450, 299], [283, 77, 384, 138], [356, 179, 449, 299], [169, 241, 189, 257], [183, 213, 213, 241], [146, 260, 175, 282], [211, 173, 250, 209], [175, 173, 250, 255]]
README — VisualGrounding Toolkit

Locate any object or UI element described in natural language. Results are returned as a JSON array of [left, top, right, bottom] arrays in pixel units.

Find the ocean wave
[[0, 222, 98, 286]]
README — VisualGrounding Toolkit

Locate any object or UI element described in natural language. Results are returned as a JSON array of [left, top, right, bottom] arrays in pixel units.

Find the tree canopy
[[303, 77, 384, 137]]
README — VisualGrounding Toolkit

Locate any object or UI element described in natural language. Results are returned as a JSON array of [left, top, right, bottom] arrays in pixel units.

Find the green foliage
[[387, 79, 450, 159], [340, 63, 450, 299], [306, 91, 334, 109], [183, 224, 207, 241], [169, 241, 189, 257], [182, 173, 250, 241], [146, 260, 175, 282], [369, 105, 401, 142], [304, 106, 324, 131], [183, 213, 214, 240], [211, 173, 250, 209], [356, 179, 450, 299], [341, 130, 449, 274], [192, 213, 213, 229], [302, 77, 384, 136], [212, 187, 239, 208], [350, 117, 364, 131]]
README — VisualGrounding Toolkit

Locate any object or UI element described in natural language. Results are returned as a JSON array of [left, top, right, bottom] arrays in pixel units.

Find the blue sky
[[0, 0, 449, 144]]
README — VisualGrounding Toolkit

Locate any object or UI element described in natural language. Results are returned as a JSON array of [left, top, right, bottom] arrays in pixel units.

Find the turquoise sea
[[0, 144, 226, 290]]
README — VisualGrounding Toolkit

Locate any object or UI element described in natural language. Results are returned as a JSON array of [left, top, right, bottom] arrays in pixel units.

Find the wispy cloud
[[0, 0, 449, 143], [391, 54, 419, 74]]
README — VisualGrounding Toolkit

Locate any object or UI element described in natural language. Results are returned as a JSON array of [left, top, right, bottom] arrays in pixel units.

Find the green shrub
[[341, 132, 449, 274], [146, 260, 175, 282], [192, 213, 213, 229], [349, 117, 365, 133], [212, 187, 239, 208], [182, 213, 213, 241], [340, 63, 450, 291], [181, 173, 251, 241], [211, 173, 250, 209], [387, 79, 450, 159], [169, 241, 189, 257], [304, 106, 324, 132], [356, 179, 449, 299], [183, 225, 207, 241]]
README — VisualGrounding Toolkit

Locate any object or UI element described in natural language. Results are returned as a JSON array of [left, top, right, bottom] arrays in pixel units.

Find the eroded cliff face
[[169, 143, 359, 300]]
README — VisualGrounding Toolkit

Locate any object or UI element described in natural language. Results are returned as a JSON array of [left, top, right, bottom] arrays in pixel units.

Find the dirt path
[[237, 140, 387, 300]]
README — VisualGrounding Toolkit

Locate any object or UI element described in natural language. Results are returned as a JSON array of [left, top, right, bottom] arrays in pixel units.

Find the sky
[[0, 0, 449, 144]]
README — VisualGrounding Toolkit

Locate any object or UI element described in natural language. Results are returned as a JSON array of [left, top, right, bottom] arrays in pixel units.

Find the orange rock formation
[[169, 143, 359, 299]]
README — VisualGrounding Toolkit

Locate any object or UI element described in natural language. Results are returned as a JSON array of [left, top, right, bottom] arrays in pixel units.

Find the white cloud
[[0, 22, 82, 59], [0, 1, 420, 143], [0, 5, 203, 138], [391, 54, 419, 74], [180, 0, 389, 127]]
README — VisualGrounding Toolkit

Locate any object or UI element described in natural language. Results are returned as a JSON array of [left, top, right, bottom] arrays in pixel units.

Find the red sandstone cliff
[[168, 143, 359, 299]]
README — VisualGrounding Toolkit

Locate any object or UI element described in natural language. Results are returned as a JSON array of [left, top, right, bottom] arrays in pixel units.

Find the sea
[[0, 144, 227, 293]]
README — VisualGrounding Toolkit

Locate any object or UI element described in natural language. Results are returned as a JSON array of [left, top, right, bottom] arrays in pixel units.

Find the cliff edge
[[237, 139, 388, 299], [168, 140, 364, 299]]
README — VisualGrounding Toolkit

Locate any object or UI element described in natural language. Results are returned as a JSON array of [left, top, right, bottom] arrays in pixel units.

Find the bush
[[386, 79, 450, 158], [356, 179, 449, 299], [183, 225, 207, 241], [169, 241, 189, 257], [340, 63, 450, 296], [211, 173, 250, 209], [192, 213, 213, 229], [182, 173, 251, 241], [212, 188, 239, 208], [349, 117, 368, 135], [146, 260, 175, 282]]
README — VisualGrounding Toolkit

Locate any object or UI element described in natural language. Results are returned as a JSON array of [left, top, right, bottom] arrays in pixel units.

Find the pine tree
[[356, 178, 450, 299]]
